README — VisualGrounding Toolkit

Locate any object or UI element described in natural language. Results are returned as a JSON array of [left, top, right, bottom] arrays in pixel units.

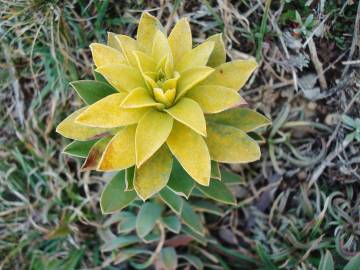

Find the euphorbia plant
[[57, 12, 270, 208]]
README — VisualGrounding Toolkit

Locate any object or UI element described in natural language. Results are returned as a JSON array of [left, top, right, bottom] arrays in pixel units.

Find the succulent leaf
[[89, 43, 125, 67], [167, 122, 210, 186], [71, 80, 118, 105], [176, 41, 215, 73], [76, 93, 148, 128], [56, 108, 110, 141], [196, 179, 236, 205], [98, 125, 136, 171], [200, 59, 257, 90], [136, 12, 161, 53], [167, 159, 195, 198], [186, 85, 246, 114], [115, 35, 139, 66], [206, 33, 226, 67], [168, 18, 192, 65], [121, 87, 161, 108], [81, 137, 112, 171], [100, 171, 137, 214], [63, 139, 98, 158], [134, 146, 173, 200], [152, 30, 172, 64], [159, 186, 184, 215], [135, 110, 173, 167], [96, 64, 146, 92], [165, 98, 206, 136], [175, 66, 214, 100], [206, 107, 271, 132], [107, 32, 122, 50], [206, 122, 261, 163]]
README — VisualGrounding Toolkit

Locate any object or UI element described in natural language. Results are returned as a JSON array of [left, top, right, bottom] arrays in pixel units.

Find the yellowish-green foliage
[[56, 12, 271, 201]]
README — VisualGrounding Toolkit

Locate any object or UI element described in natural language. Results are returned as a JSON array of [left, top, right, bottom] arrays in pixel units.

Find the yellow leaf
[[176, 41, 214, 73], [107, 32, 122, 50], [133, 50, 156, 74], [200, 58, 257, 90], [162, 72, 180, 90], [176, 66, 214, 100], [165, 98, 206, 136], [164, 53, 174, 78], [115, 35, 139, 66], [152, 30, 171, 64], [153, 88, 174, 108], [135, 110, 173, 167], [186, 85, 246, 113], [134, 146, 173, 200], [206, 34, 226, 67], [98, 125, 136, 171], [56, 108, 110, 141], [206, 122, 260, 163], [168, 18, 192, 65], [96, 64, 146, 92], [137, 12, 162, 53], [89, 43, 125, 67], [167, 122, 210, 186], [121, 87, 161, 108], [76, 93, 148, 128], [206, 108, 271, 132], [81, 137, 112, 171]]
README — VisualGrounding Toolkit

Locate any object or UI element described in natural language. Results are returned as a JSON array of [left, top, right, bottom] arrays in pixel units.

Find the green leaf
[[192, 200, 224, 216], [342, 114, 356, 128], [206, 33, 226, 68], [100, 171, 137, 214], [143, 231, 161, 243], [60, 249, 84, 270], [136, 202, 164, 238], [179, 255, 204, 270], [117, 213, 136, 234], [167, 159, 195, 198], [181, 225, 207, 245], [206, 108, 271, 132], [161, 216, 181, 233], [93, 69, 108, 83], [159, 187, 184, 215], [81, 137, 112, 171], [125, 166, 135, 191], [180, 200, 205, 236], [196, 179, 236, 205], [160, 247, 178, 270], [255, 242, 278, 270], [319, 251, 334, 270], [247, 132, 266, 143], [104, 211, 132, 227], [113, 248, 152, 265], [101, 235, 140, 252], [206, 122, 260, 163], [344, 254, 360, 270], [220, 168, 244, 185], [70, 80, 117, 105], [63, 140, 98, 158], [211, 160, 221, 180]]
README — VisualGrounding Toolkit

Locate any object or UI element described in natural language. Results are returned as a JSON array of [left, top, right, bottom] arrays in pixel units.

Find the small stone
[[297, 171, 307, 180], [325, 113, 340, 125], [307, 102, 317, 110], [230, 164, 242, 172]]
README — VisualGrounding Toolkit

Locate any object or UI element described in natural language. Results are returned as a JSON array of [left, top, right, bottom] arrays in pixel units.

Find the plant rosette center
[[146, 69, 180, 109]]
